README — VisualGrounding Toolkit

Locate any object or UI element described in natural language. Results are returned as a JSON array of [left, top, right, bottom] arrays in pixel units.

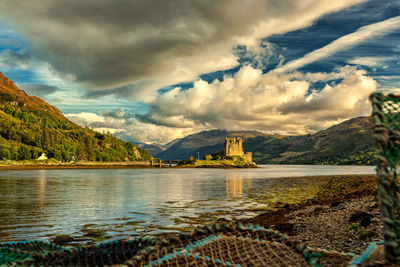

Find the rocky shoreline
[[240, 175, 381, 255]]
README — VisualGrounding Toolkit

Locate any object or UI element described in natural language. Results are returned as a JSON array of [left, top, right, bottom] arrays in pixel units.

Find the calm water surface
[[0, 165, 374, 242]]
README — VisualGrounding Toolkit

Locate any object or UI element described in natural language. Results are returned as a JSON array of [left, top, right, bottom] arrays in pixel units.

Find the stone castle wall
[[224, 137, 253, 162], [244, 152, 252, 163], [224, 137, 244, 156]]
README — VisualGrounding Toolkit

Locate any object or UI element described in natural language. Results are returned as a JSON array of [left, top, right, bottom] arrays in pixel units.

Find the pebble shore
[[241, 175, 382, 255], [288, 195, 382, 254]]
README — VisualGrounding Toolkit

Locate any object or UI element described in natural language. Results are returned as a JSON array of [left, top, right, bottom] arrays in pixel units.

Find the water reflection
[[0, 165, 374, 242], [38, 170, 47, 205], [225, 173, 252, 198]]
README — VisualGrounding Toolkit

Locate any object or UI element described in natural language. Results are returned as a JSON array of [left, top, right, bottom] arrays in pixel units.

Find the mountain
[[139, 143, 166, 156], [0, 72, 152, 161], [247, 116, 374, 165], [156, 130, 267, 160], [0, 73, 66, 120], [135, 138, 184, 158], [156, 117, 375, 165]]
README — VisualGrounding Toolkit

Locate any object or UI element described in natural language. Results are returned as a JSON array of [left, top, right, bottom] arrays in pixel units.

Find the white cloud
[[65, 112, 197, 144], [62, 61, 386, 145], [68, 64, 378, 144], [0, 0, 365, 100], [2, 0, 388, 144], [66, 112, 106, 126], [347, 56, 392, 67], [276, 16, 400, 72], [137, 65, 377, 137]]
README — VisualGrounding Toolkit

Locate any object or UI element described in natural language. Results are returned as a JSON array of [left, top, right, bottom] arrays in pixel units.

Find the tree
[[204, 154, 213, 160], [17, 146, 30, 160], [0, 147, 10, 160]]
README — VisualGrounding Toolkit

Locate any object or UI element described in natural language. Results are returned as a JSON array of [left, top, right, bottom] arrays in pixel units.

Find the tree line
[[0, 103, 152, 162]]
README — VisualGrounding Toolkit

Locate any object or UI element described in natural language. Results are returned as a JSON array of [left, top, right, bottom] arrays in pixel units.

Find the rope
[[370, 92, 400, 261]]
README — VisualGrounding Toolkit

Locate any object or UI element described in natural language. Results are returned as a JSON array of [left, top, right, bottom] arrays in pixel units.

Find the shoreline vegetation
[[0, 160, 154, 170], [177, 158, 257, 168], [0, 158, 257, 170]]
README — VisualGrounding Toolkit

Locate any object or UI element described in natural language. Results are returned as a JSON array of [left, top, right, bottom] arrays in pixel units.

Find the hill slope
[[0, 73, 152, 161], [248, 117, 374, 165], [156, 117, 375, 165], [139, 143, 166, 156], [156, 130, 267, 160]]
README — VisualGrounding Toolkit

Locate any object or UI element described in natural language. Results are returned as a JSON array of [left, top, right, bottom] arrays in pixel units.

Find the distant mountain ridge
[[139, 143, 166, 155], [247, 116, 374, 165], [156, 130, 267, 160], [0, 72, 151, 161], [155, 117, 375, 165]]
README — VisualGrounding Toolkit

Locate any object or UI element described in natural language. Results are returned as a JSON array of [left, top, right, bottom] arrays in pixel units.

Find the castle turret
[[224, 137, 252, 162]]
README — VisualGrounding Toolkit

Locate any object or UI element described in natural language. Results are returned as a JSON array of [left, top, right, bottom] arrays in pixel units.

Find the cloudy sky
[[0, 0, 399, 144]]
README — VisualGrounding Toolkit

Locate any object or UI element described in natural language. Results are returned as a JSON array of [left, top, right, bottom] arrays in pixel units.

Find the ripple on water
[[0, 166, 374, 243]]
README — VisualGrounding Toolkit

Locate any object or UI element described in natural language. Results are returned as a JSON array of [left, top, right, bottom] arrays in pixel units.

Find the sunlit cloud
[[65, 112, 197, 144], [137, 65, 376, 137], [0, 0, 365, 100], [1, 0, 399, 145]]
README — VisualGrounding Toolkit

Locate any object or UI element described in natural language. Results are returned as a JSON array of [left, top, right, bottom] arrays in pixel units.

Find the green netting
[[129, 224, 354, 267], [0, 240, 65, 266], [0, 247, 32, 266], [0, 224, 355, 266], [370, 92, 400, 261]]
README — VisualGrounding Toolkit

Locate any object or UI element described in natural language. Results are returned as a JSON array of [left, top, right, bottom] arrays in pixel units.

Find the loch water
[[0, 165, 374, 243]]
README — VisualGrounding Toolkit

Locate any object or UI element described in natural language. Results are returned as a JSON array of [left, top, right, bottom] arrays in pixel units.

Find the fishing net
[[0, 224, 354, 266], [0, 240, 65, 266], [370, 92, 400, 261], [128, 224, 354, 267]]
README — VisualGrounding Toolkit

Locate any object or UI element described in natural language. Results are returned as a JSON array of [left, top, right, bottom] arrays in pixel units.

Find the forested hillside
[[0, 72, 152, 162]]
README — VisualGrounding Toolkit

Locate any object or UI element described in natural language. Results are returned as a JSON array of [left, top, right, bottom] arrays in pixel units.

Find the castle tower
[[224, 137, 252, 162], [224, 137, 244, 156]]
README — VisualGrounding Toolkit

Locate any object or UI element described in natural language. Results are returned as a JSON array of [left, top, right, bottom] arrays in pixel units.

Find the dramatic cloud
[[67, 64, 377, 143], [19, 83, 59, 97], [233, 42, 285, 70], [3, 0, 394, 144], [276, 16, 400, 73], [137, 65, 377, 136], [0, 49, 32, 70], [65, 111, 196, 144], [0, 0, 365, 100], [101, 108, 132, 120], [347, 56, 392, 67]]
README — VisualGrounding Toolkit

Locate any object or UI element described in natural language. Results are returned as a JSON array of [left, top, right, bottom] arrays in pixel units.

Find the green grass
[[181, 159, 255, 167]]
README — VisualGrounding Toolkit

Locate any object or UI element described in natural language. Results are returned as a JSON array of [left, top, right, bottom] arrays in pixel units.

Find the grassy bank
[[0, 160, 155, 170], [0, 159, 257, 170], [178, 159, 257, 168]]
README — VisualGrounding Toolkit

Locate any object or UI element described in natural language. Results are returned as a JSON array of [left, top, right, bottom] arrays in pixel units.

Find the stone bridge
[[150, 159, 183, 167]]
